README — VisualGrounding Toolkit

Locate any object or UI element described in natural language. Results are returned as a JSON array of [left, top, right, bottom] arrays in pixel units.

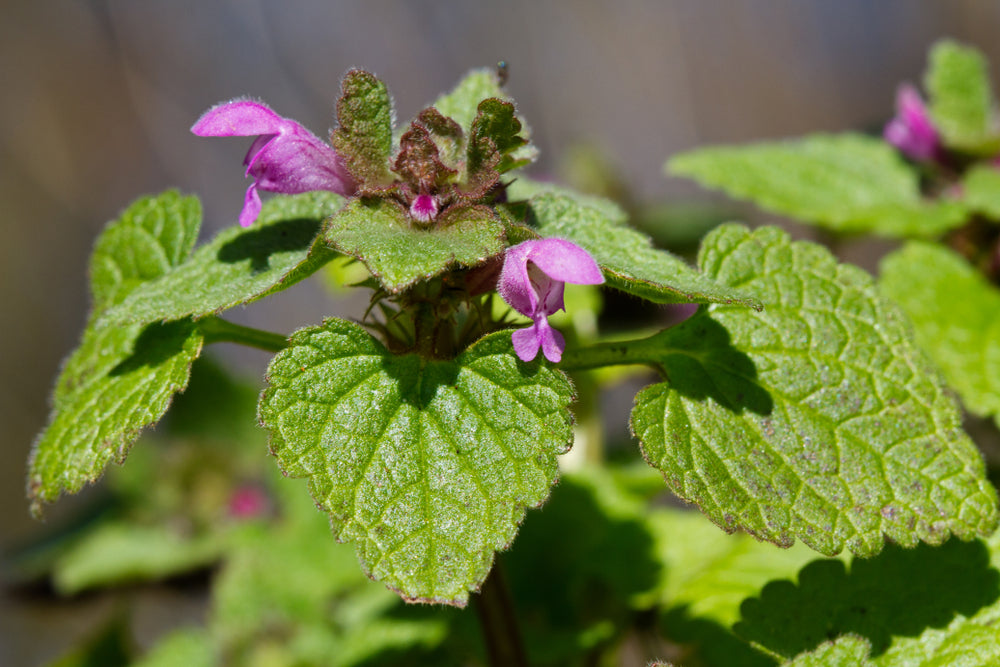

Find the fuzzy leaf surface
[[90, 190, 201, 313], [926, 40, 1000, 154], [522, 190, 761, 309], [30, 192, 205, 507], [332, 69, 394, 185], [258, 319, 574, 605], [631, 225, 997, 557], [430, 68, 537, 165], [668, 134, 966, 237], [879, 241, 1000, 422], [324, 198, 505, 293], [101, 192, 343, 326]]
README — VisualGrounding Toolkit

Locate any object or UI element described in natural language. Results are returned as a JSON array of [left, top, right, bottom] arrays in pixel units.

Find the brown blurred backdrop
[[4, 1, 1000, 663]]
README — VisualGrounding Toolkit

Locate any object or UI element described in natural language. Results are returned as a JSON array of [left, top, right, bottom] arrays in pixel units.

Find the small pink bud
[[410, 193, 439, 224], [228, 485, 269, 519]]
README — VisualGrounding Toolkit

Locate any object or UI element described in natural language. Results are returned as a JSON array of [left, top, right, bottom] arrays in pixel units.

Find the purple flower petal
[[499, 238, 603, 362], [884, 84, 940, 162], [193, 99, 356, 225]]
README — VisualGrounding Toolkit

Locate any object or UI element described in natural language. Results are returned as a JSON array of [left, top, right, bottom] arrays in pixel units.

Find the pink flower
[[884, 84, 941, 163], [228, 484, 269, 519], [498, 239, 604, 363], [192, 99, 356, 226]]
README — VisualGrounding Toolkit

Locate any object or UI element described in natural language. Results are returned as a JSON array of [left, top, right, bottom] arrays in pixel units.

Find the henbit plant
[[21, 50, 1000, 666]]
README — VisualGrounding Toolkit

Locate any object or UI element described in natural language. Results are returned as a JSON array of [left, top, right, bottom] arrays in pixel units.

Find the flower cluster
[[194, 91, 603, 364], [883, 85, 941, 163]]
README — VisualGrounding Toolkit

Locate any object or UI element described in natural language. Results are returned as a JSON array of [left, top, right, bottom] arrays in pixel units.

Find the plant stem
[[474, 561, 528, 667], [200, 317, 289, 353], [559, 333, 667, 372]]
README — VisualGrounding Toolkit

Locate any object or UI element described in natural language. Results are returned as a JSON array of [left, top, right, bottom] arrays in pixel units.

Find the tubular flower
[[192, 99, 356, 226], [498, 239, 604, 363], [883, 84, 941, 163]]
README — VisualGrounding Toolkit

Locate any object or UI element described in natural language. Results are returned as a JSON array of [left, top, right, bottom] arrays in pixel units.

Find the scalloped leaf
[[100, 192, 344, 326], [430, 67, 537, 167], [925, 40, 1000, 155], [521, 190, 762, 309], [324, 198, 505, 293], [879, 241, 1000, 423], [258, 319, 574, 605], [29, 192, 205, 508], [631, 225, 998, 557], [332, 69, 395, 186], [668, 134, 967, 237]]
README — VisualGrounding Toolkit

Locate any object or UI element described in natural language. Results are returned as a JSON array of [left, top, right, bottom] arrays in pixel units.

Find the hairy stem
[[474, 562, 528, 667], [200, 317, 289, 353], [559, 333, 668, 372]]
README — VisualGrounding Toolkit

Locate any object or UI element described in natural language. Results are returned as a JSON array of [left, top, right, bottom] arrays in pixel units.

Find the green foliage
[[29, 192, 205, 509], [101, 192, 344, 327], [432, 68, 506, 133], [926, 40, 1000, 155], [52, 522, 226, 594], [631, 225, 998, 556], [961, 164, 1000, 219], [324, 197, 505, 293], [467, 98, 529, 175], [431, 67, 537, 166], [879, 241, 1000, 423], [785, 637, 873, 666], [132, 630, 215, 667], [258, 319, 574, 605], [518, 189, 762, 309], [332, 69, 395, 186], [668, 134, 966, 237], [89, 191, 200, 313]]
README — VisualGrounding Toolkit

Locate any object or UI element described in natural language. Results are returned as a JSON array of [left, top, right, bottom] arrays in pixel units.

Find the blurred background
[[4, 1, 1000, 664]]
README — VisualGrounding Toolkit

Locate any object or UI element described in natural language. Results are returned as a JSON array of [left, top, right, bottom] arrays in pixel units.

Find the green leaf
[[631, 225, 998, 557], [432, 68, 506, 133], [879, 241, 1000, 422], [925, 40, 1000, 154], [332, 69, 394, 186], [961, 164, 1000, 219], [30, 192, 205, 509], [52, 522, 225, 594], [46, 616, 133, 667], [786, 637, 873, 666], [324, 198, 505, 293], [652, 506, 1000, 667], [668, 134, 967, 237], [468, 98, 529, 176], [258, 319, 574, 605], [100, 192, 344, 326], [431, 68, 537, 167], [90, 190, 201, 313], [521, 190, 762, 309], [133, 629, 214, 667]]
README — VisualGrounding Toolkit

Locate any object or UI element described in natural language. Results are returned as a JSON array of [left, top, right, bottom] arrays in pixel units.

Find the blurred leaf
[[46, 616, 132, 667], [961, 164, 1000, 219], [632, 225, 998, 557], [52, 522, 226, 594], [324, 198, 505, 293], [668, 134, 967, 237], [258, 320, 573, 605], [504, 468, 661, 664], [133, 629, 214, 667], [880, 241, 1000, 424], [100, 192, 344, 327], [926, 40, 1000, 155], [520, 190, 762, 309]]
